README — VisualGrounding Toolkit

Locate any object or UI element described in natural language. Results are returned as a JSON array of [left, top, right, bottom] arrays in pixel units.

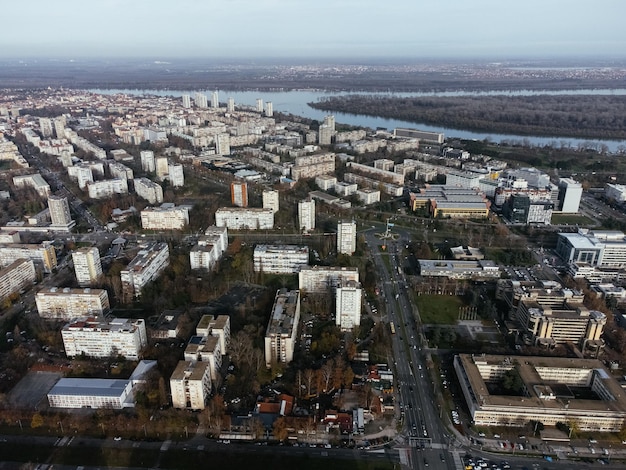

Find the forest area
[[310, 94, 626, 140]]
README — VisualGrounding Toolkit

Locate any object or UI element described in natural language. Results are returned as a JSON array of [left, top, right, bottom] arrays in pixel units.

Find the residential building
[[13, 173, 51, 197], [253, 245, 309, 274], [141, 203, 190, 230], [0, 259, 36, 302], [394, 127, 443, 145], [194, 92, 208, 108], [454, 354, 626, 432], [155, 156, 169, 180], [298, 266, 359, 293], [374, 159, 394, 171], [196, 314, 231, 355], [168, 162, 185, 187], [315, 175, 337, 191], [170, 361, 212, 410], [184, 335, 222, 381], [231, 181, 248, 207], [298, 198, 315, 232], [356, 188, 380, 205], [87, 178, 128, 199], [62, 316, 148, 360], [182, 94, 191, 109], [120, 242, 170, 299], [67, 163, 94, 189], [48, 378, 133, 409], [216, 133, 231, 155], [215, 207, 274, 230], [291, 153, 335, 181], [190, 226, 228, 271], [262, 189, 279, 213], [72, 247, 103, 286], [140, 150, 156, 173], [108, 161, 134, 181], [47, 195, 74, 228], [264, 289, 300, 367], [0, 243, 57, 273], [336, 281, 362, 331], [227, 97, 235, 113], [134, 177, 164, 204], [265, 101, 273, 117], [337, 220, 357, 255], [605, 183, 626, 203], [36, 287, 109, 319], [335, 181, 358, 197], [0, 231, 20, 244]]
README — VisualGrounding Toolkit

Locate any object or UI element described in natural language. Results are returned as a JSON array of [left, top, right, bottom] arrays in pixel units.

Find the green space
[[551, 213, 595, 226], [414, 294, 463, 325]]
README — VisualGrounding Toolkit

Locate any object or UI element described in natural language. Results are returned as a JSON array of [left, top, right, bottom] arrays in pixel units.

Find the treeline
[[310, 94, 626, 140]]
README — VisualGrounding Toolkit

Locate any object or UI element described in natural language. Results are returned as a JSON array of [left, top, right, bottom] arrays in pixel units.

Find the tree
[[272, 417, 289, 442], [31, 412, 44, 429]]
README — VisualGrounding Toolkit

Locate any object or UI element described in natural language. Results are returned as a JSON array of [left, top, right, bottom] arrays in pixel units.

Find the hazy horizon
[[1, 0, 624, 61]]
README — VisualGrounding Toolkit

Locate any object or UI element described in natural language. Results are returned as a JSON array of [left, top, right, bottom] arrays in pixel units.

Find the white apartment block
[[62, 316, 148, 360], [0, 259, 36, 302], [605, 183, 626, 203], [262, 189, 280, 213], [298, 198, 315, 232], [155, 156, 169, 179], [140, 150, 155, 173], [374, 159, 395, 171], [336, 282, 362, 331], [335, 181, 358, 197], [170, 361, 211, 410], [13, 173, 51, 197], [184, 335, 222, 381], [190, 226, 228, 271], [134, 177, 164, 204], [168, 162, 185, 187], [337, 221, 357, 255], [254, 245, 309, 274], [215, 207, 274, 230], [315, 175, 337, 191], [67, 164, 94, 189], [298, 266, 360, 293], [48, 195, 74, 228], [346, 161, 405, 186], [196, 314, 231, 355], [356, 188, 381, 205], [72, 247, 103, 286], [0, 243, 57, 273], [264, 289, 300, 367], [108, 161, 134, 181], [141, 203, 190, 230], [36, 287, 110, 319], [291, 153, 335, 181], [120, 242, 170, 298], [87, 178, 128, 199], [0, 231, 20, 244]]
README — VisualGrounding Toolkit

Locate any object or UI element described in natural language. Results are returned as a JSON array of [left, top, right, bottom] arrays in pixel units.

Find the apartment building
[[36, 287, 109, 320], [231, 181, 248, 207], [298, 266, 360, 293], [170, 361, 212, 410], [189, 225, 228, 271], [134, 177, 164, 204], [120, 242, 170, 299], [196, 314, 231, 355], [336, 281, 362, 331], [262, 189, 279, 213], [62, 316, 148, 360], [184, 335, 222, 381], [47, 195, 74, 228], [108, 161, 134, 181], [72, 247, 103, 286], [168, 162, 185, 187], [0, 259, 36, 302], [87, 178, 128, 199], [356, 188, 381, 205], [337, 220, 357, 255], [264, 289, 300, 367], [315, 175, 337, 191], [140, 150, 155, 172], [141, 203, 190, 230], [13, 173, 51, 197], [215, 207, 274, 230], [0, 243, 57, 273], [67, 163, 94, 189], [297, 198, 315, 232], [253, 245, 309, 274], [290, 153, 335, 181]]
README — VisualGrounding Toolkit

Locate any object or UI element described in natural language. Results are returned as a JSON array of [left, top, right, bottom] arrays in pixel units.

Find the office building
[[170, 361, 212, 410], [262, 189, 279, 213], [298, 266, 359, 293], [72, 247, 103, 286], [253, 245, 309, 274], [168, 162, 185, 187], [182, 94, 191, 109], [556, 230, 626, 269], [231, 181, 248, 207], [454, 354, 626, 432], [134, 177, 164, 204], [36, 287, 109, 319], [418, 259, 500, 280], [337, 220, 357, 255], [140, 150, 156, 173], [141, 203, 190, 230], [0, 243, 57, 273], [557, 178, 583, 213], [47, 195, 74, 228], [62, 316, 148, 360], [264, 289, 300, 367], [215, 207, 274, 230], [298, 198, 315, 232], [0, 259, 36, 302], [48, 378, 133, 409], [120, 242, 170, 299], [336, 281, 362, 331]]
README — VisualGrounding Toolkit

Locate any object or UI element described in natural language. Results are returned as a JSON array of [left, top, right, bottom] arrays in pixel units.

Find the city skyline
[[0, 0, 624, 60]]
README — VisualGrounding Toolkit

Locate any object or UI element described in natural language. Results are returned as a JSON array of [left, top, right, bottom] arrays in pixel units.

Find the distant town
[[2, 85, 626, 469]]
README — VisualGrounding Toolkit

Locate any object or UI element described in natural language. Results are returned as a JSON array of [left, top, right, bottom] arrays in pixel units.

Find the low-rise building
[[418, 259, 500, 280], [36, 287, 109, 319], [12, 173, 50, 197], [48, 378, 133, 409]]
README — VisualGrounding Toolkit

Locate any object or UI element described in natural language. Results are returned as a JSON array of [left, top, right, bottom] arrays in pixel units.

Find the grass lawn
[[414, 294, 463, 325], [550, 213, 595, 226]]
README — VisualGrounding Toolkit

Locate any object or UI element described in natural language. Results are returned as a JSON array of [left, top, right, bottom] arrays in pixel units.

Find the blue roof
[[48, 378, 129, 397]]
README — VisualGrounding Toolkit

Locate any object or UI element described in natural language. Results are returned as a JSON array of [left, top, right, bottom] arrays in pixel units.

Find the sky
[[1, 0, 625, 60]]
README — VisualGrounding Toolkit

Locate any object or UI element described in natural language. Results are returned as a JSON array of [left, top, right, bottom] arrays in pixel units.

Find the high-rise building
[[48, 195, 74, 228], [182, 94, 191, 109], [264, 289, 300, 367], [262, 190, 279, 214], [558, 178, 583, 213], [53, 118, 66, 139], [134, 177, 164, 204], [39, 118, 53, 137], [155, 157, 169, 180], [256, 98, 264, 113], [227, 97, 235, 113], [253, 245, 309, 274], [336, 281, 362, 331], [120, 242, 170, 299], [141, 203, 190, 230], [0, 259, 36, 303], [298, 198, 315, 232], [72, 247, 103, 286], [323, 115, 336, 132], [231, 181, 248, 207], [194, 92, 208, 108], [36, 287, 109, 319], [337, 220, 357, 255], [265, 101, 273, 117], [216, 133, 230, 156], [168, 162, 185, 187], [215, 207, 274, 230], [211, 91, 219, 109], [170, 361, 211, 410], [140, 150, 155, 173]]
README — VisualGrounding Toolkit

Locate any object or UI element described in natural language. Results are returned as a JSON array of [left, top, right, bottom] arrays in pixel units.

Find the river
[[91, 88, 626, 152]]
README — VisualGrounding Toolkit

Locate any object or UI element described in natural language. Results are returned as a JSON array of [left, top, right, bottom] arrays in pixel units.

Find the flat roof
[[48, 378, 129, 397]]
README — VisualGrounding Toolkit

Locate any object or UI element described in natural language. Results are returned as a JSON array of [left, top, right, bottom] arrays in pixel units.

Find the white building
[[336, 281, 362, 331], [196, 314, 231, 355], [134, 177, 164, 204], [168, 162, 185, 187], [265, 101, 273, 117], [230, 181, 248, 207], [190, 226, 228, 271], [557, 178, 583, 213], [108, 161, 134, 181], [0, 243, 57, 273], [556, 230, 626, 269], [337, 220, 357, 255], [356, 188, 381, 205], [264, 289, 300, 367], [36, 287, 109, 319], [48, 378, 133, 409], [182, 94, 191, 109], [140, 150, 156, 173], [194, 92, 208, 108], [72, 247, 103, 286], [141, 203, 190, 230], [262, 189, 280, 213], [254, 245, 309, 274], [62, 316, 148, 360], [48, 195, 74, 228], [298, 266, 360, 293], [13, 173, 51, 197], [170, 361, 212, 410], [216, 133, 231, 155], [67, 164, 94, 189], [87, 178, 128, 199], [0, 259, 36, 303], [298, 198, 315, 232], [315, 175, 337, 191], [335, 181, 358, 197], [184, 335, 222, 381], [215, 207, 274, 230], [120, 242, 170, 298]]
